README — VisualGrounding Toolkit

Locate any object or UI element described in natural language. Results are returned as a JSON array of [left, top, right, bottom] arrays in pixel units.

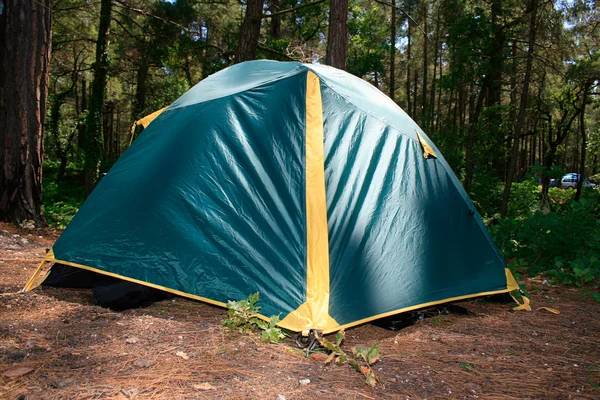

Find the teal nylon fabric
[[49, 60, 508, 330], [53, 66, 309, 317], [318, 81, 507, 326]]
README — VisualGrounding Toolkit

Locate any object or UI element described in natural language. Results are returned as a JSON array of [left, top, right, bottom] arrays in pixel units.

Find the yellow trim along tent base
[[25, 61, 529, 334]]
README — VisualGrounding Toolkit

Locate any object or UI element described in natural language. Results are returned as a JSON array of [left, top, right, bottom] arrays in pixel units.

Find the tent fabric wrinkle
[[24, 60, 524, 333]]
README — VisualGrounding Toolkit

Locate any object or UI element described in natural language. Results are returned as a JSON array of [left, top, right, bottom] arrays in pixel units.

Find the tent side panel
[[321, 86, 507, 326], [52, 74, 309, 317]]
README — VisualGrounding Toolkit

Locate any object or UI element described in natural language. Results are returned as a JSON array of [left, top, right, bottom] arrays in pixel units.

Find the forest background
[[1, 0, 600, 291]]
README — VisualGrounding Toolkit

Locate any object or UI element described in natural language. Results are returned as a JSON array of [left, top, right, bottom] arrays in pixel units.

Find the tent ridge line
[[169, 65, 309, 111]]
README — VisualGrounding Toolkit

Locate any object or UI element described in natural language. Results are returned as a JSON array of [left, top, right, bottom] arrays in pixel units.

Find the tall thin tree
[[389, 0, 396, 100], [0, 0, 52, 225], [500, 0, 538, 217], [236, 0, 265, 63], [83, 0, 112, 196], [325, 0, 348, 69]]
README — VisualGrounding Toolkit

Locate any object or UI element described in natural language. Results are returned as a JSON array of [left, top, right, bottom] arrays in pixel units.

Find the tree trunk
[[49, 81, 76, 181], [84, 0, 112, 196], [575, 84, 588, 202], [412, 69, 418, 118], [421, 1, 428, 129], [183, 54, 194, 87], [500, 0, 537, 218], [406, 18, 412, 115], [463, 85, 486, 194], [0, 0, 51, 225], [503, 41, 519, 181], [270, 0, 281, 39], [325, 0, 348, 69], [429, 4, 440, 131], [488, 0, 505, 176], [435, 52, 443, 133], [134, 57, 149, 118], [487, 0, 503, 108], [389, 0, 396, 100], [236, 0, 265, 63]]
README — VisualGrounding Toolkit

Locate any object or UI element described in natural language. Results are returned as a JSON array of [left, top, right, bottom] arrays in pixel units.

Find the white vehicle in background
[[560, 173, 597, 189]]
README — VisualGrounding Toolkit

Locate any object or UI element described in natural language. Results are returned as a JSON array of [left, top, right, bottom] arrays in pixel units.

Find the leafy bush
[[469, 171, 503, 219], [42, 161, 85, 228], [506, 179, 541, 217], [491, 198, 600, 285]]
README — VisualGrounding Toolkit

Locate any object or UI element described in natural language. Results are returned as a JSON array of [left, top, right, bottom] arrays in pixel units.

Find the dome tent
[[25, 60, 525, 334]]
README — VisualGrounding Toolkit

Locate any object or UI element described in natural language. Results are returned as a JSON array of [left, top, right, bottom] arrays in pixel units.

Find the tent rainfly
[[25, 61, 529, 334]]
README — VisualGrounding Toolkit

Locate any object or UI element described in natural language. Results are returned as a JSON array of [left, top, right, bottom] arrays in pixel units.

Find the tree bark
[[463, 84, 486, 194], [406, 18, 412, 115], [325, 0, 348, 69], [134, 56, 149, 118], [500, 0, 537, 218], [270, 0, 281, 39], [0, 0, 51, 225], [49, 76, 76, 181], [421, 1, 428, 129], [83, 0, 112, 196], [236, 0, 265, 63], [389, 0, 396, 100], [575, 83, 589, 202], [429, 4, 440, 131]]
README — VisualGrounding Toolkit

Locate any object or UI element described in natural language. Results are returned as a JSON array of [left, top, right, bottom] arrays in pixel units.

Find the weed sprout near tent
[[25, 61, 528, 334]]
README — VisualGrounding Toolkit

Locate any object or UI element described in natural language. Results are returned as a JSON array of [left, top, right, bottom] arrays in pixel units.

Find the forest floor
[[0, 222, 599, 400]]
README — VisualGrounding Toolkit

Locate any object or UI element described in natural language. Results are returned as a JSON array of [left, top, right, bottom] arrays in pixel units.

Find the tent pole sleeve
[[304, 70, 332, 329]]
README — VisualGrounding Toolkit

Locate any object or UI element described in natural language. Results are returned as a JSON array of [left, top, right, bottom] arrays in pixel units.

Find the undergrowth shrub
[[506, 179, 541, 216], [469, 171, 503, 219], [223, 293, 286, 343], [42, 161, 85, 228], [490, 197, 600, 286]]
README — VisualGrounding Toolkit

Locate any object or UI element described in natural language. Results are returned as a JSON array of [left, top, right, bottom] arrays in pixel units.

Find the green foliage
[[507, 179, 541, 217], [469, 171, 504, 218], [347, 1, 388, 81], [255, 314, 286, 344], [222, 293, 286, 343], [470, 175, 541, 219], [548, 187, 576, 210], [317, 330, 381, 387], [459, 362, 476, 371], [431, 314, 447, 327], [546, 256, 600, 287], [42, 161, 85, 228], [491, 195, 600, 286]]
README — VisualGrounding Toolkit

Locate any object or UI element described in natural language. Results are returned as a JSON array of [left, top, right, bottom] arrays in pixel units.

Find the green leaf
[[459, 362, 476, 371], [366, 341, 380, 365]]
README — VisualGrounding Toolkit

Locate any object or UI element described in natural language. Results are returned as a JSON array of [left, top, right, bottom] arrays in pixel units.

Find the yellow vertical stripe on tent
[[305, 70, 332, 329], [279, 71, 339, 332]]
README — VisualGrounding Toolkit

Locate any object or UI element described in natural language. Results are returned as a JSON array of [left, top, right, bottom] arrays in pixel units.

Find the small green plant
[[255, 314, 286, 344], [222, 293, 286, 343], [459, 362, 476, 371], [431, 314, 447, 327], [318, 330, 381, 387]]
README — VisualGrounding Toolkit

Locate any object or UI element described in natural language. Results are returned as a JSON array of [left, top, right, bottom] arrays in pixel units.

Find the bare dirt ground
[[0, 222, 599, 400]]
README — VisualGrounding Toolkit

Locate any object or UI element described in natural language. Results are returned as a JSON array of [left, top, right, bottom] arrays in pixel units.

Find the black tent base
[[372, 304, 480, 331], [43, 264, 174, 311]]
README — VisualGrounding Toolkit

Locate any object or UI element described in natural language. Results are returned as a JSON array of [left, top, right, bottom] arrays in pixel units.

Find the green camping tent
[[25, 60, 524, 334]]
